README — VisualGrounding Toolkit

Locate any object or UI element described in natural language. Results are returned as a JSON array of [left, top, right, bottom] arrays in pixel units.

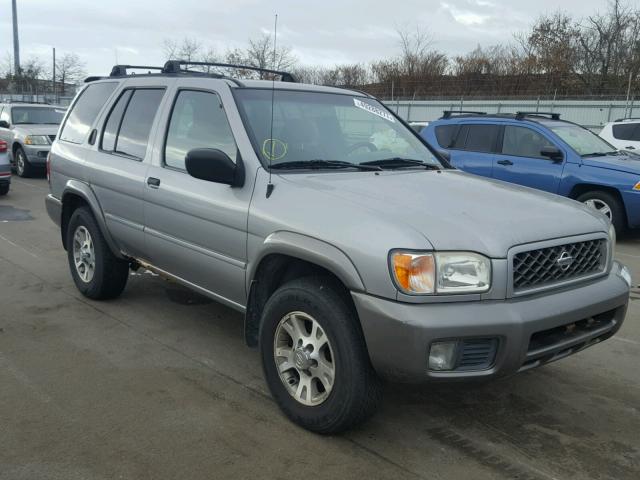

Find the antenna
[[266, 14, 278, 198]]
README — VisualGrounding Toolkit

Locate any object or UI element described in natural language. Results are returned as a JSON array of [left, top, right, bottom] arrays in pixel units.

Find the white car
[[0, 139, 10, 195], [408, 121, 429, 133], [599, 118, 640, 153]]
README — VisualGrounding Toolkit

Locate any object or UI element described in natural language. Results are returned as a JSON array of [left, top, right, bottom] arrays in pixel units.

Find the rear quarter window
[[60, 82, 118, 144], [435, 125, 458, 148]]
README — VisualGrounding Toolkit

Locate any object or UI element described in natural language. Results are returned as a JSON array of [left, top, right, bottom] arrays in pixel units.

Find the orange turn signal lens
[[633, 181, 640, 191], [390, 252, 435, 294]]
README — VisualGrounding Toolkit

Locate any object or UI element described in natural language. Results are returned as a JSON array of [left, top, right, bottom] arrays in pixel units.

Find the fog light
[[620, 264, 632, 287], [428, 341, 458, 371]]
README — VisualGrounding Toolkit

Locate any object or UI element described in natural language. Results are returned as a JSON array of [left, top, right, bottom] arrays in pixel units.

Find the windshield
[[235, 89, 441, 169], [550, 124, 617, 156], [11, 107, 66, 125]]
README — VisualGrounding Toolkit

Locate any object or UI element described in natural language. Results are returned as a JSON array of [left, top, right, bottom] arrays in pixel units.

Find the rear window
[[435, 125, 458, 148], [60, 82, 117, 144], [461, 124, 499, 153], [612, 123, 640, 141]]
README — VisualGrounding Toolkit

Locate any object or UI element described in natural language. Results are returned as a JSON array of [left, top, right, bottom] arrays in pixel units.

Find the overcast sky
[[0, 0, 612, 76]]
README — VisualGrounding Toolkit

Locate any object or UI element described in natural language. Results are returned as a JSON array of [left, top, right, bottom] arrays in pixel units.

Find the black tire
[[577, 190, 626, 235], [260, 276, 381, 434], [0, 184, 8, 196], [14, 147, 34, 178], [66, 206, 129, 300]]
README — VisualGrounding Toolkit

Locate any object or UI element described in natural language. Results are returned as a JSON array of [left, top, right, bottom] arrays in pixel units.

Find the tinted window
[[463, 125, 499, 152], [11, 107, 65, 125], [60, 82, 117, 144], [435, 125, 458, 148], [612, 124, 640, 141], [165, 90, 238, 170], [115, 89, 164, 159], [502, 126, 554, 158], [101, 90, 133, 152]]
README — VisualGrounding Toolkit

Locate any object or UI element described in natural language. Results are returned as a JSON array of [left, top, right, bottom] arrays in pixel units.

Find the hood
[[582, 152, 640, 174], [280, 169, 608, 258], [14, 125, 60, 136]]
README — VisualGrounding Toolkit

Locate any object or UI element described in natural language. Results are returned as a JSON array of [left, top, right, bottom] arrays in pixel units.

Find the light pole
[[12, 0, 21, 75]]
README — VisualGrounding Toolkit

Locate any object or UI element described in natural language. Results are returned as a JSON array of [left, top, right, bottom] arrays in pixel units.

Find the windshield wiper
[[582, 151, 619, 157], [360, 157, 441, 170], [270, 159, 382, 171]]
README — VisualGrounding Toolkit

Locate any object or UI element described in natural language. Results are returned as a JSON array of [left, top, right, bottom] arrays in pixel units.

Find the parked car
[[422, 111, 640, 234], [0, 139, 10, 195], [47, 62, 630, 434], [408, 121, 429, 133], [599, 117, 640, 153], [0, 102, 66, 177]]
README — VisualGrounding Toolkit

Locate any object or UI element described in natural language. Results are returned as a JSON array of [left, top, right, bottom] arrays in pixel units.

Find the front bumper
[[23, 144, 50, 165], [353, 262, 630, 382]]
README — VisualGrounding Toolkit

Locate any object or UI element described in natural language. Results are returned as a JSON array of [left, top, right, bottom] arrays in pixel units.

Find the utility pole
[[12, 0, 21, 75], [52, 47, 56, 104]]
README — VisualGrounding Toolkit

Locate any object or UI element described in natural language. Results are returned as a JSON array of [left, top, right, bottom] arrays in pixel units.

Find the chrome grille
[[513, 239, 606, 292]]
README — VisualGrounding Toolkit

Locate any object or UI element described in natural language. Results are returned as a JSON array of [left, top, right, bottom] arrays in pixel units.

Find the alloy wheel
[[583, 198, 612, 221], [72, 226, 95, 283]]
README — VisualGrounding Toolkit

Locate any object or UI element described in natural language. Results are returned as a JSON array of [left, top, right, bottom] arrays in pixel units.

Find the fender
[[61, 179, 125, 259], [247, 231, 366, 293]]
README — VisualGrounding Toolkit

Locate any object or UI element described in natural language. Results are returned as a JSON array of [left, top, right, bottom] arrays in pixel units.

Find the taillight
[[46, 152, 51, 183], [0, 140, 7, 153]]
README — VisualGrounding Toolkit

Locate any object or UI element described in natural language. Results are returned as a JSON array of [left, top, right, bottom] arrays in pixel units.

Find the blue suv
[[422, 111, 640, 234]]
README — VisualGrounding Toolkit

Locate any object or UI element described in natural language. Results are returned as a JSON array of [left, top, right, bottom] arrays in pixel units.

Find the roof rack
[[516, 111, 560, 120], [162, 60, 297, 82], [109, 64, 164, 77], [442, 110, 487, 119]]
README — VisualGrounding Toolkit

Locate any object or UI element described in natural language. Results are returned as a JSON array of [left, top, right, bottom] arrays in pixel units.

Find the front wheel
[[0, 183, 8, 196], [14, 147, 34, 178], [260, 276, 381, 434], [577, 190, 625, 235], [67, 207, 129, 299]]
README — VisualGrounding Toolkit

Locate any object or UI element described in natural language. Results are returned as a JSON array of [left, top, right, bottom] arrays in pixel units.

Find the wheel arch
[[60, 180, 123, 258], [569, 183, 627, 228], [244, 232, 366, 348]]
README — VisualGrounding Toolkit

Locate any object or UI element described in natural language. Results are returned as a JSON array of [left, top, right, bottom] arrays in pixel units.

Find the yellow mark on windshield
[[262, 138, 288, 161]]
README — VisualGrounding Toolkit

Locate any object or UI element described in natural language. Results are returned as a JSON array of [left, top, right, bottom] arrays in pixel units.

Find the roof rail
[[110, 64, 164, 77], [613, 117, 640, 122], [441, 110, 487, 119], [516, 111, 560, 120], [162, 60, 297, 82]]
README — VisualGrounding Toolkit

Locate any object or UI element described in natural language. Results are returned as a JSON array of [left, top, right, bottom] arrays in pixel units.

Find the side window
[[462, 125, 499, 153], [435, 125, 458, 148], [101, 90, 133, 152], [612, 124, 640, 141], [502, 126, 553, 159], [451, 125, 469, 149], [114, 89, 164, 159], [60, 82, 117, 144], [0, 107, 10, 124], [164, 90, 238, 170]]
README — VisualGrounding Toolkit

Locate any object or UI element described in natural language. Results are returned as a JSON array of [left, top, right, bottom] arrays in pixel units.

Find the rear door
[[492, 124, 565, 193], [143, 84, 251, 308], [84, 83, 167, 258], [445, 123, 499, 178]]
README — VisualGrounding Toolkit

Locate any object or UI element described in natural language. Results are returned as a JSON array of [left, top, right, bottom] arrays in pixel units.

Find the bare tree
[[163, 37, 203, 63], [55, 53, 87, 95], [245, 34, 296, 78]]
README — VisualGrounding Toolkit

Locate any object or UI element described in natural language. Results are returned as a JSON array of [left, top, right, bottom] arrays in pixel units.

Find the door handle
[[497, 159, 514, 166], [147, 177, 161, 188], [626, 146, 636, 150]]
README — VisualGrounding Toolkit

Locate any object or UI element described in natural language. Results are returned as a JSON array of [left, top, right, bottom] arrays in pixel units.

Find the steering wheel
[[347, 142, 378, 155]]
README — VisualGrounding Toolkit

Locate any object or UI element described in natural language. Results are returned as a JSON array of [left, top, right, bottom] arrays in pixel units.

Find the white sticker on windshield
[[353, 98, 395, 123]]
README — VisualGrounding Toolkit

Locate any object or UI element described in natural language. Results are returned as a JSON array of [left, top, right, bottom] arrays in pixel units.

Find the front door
[[492, 125, 565, 193], [143, 88, 250, 308]]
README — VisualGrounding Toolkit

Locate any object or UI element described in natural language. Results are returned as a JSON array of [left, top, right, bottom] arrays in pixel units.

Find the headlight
[[390, 251, 491, 295], [608, 223, 616, 263], [24, 135, 50, 145]]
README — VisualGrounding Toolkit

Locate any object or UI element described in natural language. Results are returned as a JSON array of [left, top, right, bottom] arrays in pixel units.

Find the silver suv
[[46, 61, 631, 433], [0, 102, 66, 177]]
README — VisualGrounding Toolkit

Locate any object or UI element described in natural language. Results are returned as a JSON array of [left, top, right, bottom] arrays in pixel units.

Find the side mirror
[[185, 148, 245, 187], [540, 146, 563, 162], [438, 150, 451, 162], [0, 120, 10, 129]]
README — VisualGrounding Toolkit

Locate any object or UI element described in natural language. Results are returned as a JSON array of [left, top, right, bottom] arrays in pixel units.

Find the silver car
[[46, 61, 631, 433], [0, 102, 66, 177]]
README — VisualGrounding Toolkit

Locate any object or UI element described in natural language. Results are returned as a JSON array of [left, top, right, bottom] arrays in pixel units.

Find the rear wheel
[[14, 147, 34, 178], [260, 276, 381, 434], [577, 190, 625, 235], [67, 206, 129, 299]]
